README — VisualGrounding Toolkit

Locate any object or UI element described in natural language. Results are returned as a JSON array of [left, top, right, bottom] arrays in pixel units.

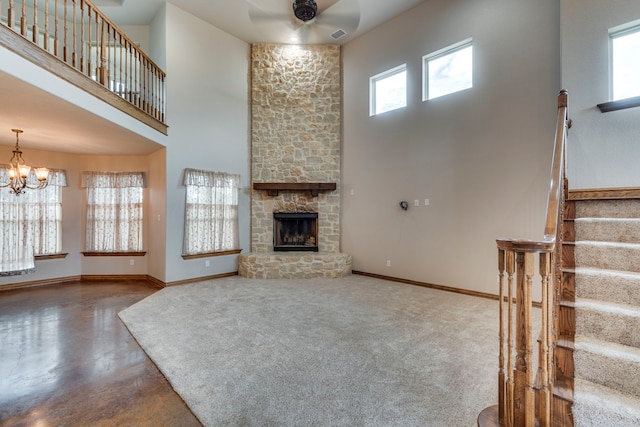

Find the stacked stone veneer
[[239, 43, 351, 279]]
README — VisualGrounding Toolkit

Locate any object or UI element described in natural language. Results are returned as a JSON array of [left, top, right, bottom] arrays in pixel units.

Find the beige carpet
[[119, 275, 501, 426]]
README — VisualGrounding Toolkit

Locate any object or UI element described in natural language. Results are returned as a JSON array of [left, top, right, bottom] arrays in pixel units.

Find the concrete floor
[[0, 280, 201, 426]]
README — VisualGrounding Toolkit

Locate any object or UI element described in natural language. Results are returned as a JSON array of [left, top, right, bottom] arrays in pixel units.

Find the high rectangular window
[[82, 171, 145, 253], [423, 39, 473, 101], [610, 24, 640, 101], [370, 64, 407, 116]]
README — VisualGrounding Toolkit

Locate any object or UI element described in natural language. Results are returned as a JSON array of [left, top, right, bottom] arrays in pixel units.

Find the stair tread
[[573, 378, 640, 421], [575, 297, 640, 317], [576, 217, 640, 222], [573, 266, 640, 279], [574, 334, 640, 362], [575, 240, 640, 249]]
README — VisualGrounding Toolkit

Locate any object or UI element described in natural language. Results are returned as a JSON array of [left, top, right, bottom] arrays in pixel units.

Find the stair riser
[[575, 244, 640, 273], [576, 200, 640, 219], [576, 307, 640, 348], [576, 272, 640, 306], [575, 219, 640, 244], [574, 349, 640, 398]]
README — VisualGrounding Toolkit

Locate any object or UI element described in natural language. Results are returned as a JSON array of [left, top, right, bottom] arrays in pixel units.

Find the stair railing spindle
[[31, 0, 37, 43], [20, 0, 25, 35], [539, 252, 552, 427], [53, 0, 58, 57], [43, 0, 48, 52], [506, 249, 515, 427], [63, 0, 67, 62], [8, 0, 14, 30], [498, 248, 507, 426]]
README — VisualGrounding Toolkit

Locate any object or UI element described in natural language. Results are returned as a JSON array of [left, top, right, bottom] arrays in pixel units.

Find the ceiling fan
[[248, 0, 360, 44]]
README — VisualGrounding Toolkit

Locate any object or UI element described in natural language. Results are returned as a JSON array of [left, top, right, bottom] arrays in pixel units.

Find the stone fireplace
[[237, 43, 351, 279]]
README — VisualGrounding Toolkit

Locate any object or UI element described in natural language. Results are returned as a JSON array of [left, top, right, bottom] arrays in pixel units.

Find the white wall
[[342, 0, 560, 295], [148, 148, 167, 282], [561, 0, 640, 189], [161, 4, 250, 283]]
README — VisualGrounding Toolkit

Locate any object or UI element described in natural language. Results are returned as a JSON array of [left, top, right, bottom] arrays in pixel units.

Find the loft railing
[[479, 90, 570, 427], [0, 0, 166, 128]]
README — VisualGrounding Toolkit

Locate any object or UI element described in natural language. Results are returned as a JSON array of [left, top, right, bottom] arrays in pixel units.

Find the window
[[82, 171, 145, 253], [370, 64, 407, 116], [610, 24, 640, 101], [182, 169, 240, 256], [0, 170, 67, 263], [423, 39, 473, 101]]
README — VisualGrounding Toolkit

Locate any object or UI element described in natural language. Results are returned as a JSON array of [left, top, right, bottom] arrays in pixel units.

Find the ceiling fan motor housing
[[293, 0, 317, 22]]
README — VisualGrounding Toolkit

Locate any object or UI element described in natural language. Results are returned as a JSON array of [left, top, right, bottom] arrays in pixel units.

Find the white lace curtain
[[183, 168, 240, 255], [0, 169, 67, 270], [82, 171, 145, 252]]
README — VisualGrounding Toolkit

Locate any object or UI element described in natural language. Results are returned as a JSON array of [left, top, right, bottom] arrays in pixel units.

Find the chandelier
[[1, 129, 49, 195], [293, 0, 317, 22]]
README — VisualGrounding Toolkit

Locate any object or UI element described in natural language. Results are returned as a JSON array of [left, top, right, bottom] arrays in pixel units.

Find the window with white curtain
[[0, 169, 67, 264], [82, 171, 145, 253], [182, 169, 240, 256]]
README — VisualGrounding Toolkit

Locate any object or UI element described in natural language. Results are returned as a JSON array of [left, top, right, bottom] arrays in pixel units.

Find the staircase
[[569, 198, 640, 426]]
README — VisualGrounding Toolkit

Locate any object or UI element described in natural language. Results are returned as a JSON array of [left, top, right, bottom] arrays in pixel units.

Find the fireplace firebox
[[273, 212, 318, 252]]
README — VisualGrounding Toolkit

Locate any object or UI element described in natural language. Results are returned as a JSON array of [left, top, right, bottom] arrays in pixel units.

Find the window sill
[[182, 249, 242, 260], [82, 252, 147, 257], [597, 95, 640, 113], [35, 253, 68, 260]]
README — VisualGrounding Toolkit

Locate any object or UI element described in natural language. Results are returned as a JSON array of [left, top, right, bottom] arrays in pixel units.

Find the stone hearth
[[238, 252, 351, 279]]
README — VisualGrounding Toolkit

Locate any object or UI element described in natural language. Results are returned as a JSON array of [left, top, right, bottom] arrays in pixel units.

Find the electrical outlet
[[129, 259, 135, 266], [414, 199, 420, 207], [386, 260, 391, 267], [424, 199, 430, 206], [205, 260, 210, 267]]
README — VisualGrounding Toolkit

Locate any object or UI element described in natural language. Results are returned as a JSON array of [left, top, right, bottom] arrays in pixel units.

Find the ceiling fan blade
[[315, 0, 340, 14], [316, 0, 360, 33], [248, 0, 301, 32]]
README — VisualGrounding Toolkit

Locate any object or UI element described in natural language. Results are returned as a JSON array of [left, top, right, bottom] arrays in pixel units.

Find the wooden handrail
[[0, 0, 166, 127], [481, 90, 571, 427], [497, 90, 569, 254]]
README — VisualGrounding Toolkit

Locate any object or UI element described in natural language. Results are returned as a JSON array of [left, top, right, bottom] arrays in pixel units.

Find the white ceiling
[[97, 0, 426, 45], [0, 0, 426, 155]]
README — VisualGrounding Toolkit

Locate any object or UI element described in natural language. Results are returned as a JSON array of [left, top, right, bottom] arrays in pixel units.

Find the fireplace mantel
[[253, 182, 337, 197]]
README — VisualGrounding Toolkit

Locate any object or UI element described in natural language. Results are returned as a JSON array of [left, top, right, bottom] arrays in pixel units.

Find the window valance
[[82, 171, 146, 188], [0, 165, 68, 187], [183, 168, 241, 189]]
